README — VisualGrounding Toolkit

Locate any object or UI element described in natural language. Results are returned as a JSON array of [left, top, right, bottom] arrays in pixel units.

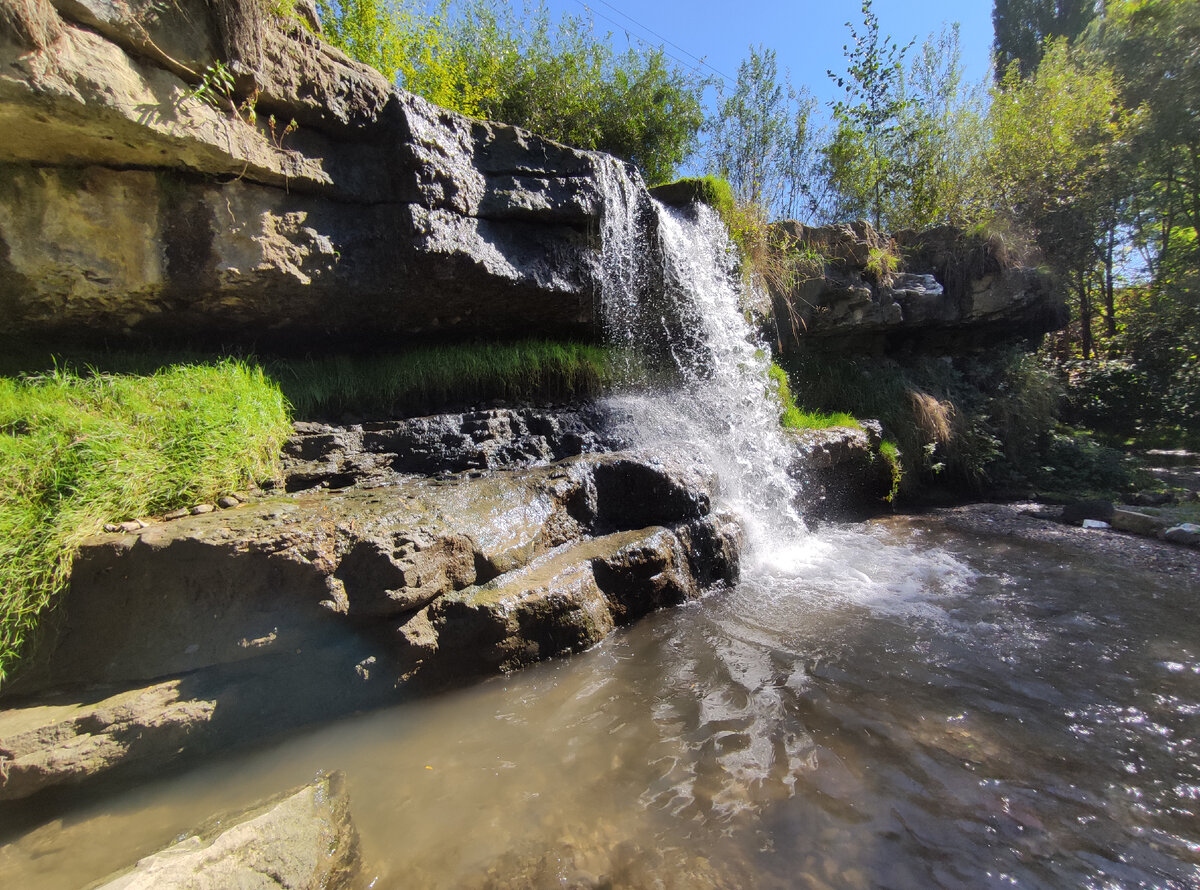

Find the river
[[2, 516, 1196, 888]]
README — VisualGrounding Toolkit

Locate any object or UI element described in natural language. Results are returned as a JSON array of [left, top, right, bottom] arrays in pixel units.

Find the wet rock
[[93, 772, 360, 890], [281, 407, 620, 490], [0, 679, 216, 802], [789, 424, 895, 521], [7, 451, 729, 697], [217, 495, 240, 509], [396, 512, 740, 686]]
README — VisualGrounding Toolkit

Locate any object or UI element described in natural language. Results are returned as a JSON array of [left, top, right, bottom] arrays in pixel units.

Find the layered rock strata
[[0, 0, 660, 347], [789, 421, 897, 521]]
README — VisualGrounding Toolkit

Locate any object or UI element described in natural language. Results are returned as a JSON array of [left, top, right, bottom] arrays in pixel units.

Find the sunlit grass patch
[[0, 361, 291, 684]]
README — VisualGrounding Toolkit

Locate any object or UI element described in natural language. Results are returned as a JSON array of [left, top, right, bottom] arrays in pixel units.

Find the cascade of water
[[595, 173, 804, 556]]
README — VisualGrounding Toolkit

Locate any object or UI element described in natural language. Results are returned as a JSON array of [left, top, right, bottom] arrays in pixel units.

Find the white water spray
[[596, 173, 805, 556]]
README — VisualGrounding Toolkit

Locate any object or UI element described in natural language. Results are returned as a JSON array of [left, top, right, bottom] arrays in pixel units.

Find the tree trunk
[[1078, 271, 1093, 361], [1104, 221, 1116, 339]]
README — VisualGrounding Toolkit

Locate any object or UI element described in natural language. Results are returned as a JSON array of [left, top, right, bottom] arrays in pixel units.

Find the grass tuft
[[0, 361, 291, 685], [769, 362, 861, 431], [269, 340, 629, 420]]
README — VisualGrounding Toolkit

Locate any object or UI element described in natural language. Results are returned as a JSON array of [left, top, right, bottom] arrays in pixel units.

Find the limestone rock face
[[0, 0, 631, 347], [769, 220, 1066, 354], [93, 772, 361, 890], [0, 447, 740, 799]]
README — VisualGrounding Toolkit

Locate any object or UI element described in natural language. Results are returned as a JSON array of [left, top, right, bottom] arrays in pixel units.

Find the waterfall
[[596, 167, 804, 557]]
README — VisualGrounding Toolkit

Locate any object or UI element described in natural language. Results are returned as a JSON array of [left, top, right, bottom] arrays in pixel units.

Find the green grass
[[0, 361, 291, 685], [267, 340, 629, 419], [879, 439, 904, 502], [653, 175, 737, 221], [769, 362, 861, 431]]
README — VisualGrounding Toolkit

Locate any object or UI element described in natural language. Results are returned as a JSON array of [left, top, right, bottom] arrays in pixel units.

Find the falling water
[[596, 169, 804, 553]]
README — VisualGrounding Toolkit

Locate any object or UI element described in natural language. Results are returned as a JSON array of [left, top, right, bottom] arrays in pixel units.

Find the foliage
[[893, 24, 991, 230], [706, 45, 823, 221], [879, 439, 903, 503], [984, 39, 1130, 358], [823, 0, 913, 231], [0, 362, 291, 684], [992, 0, 1097, 78], [316, 0, 705, 184], [1032, 429, 1134, 497], [769, 363, 859, 431], [781, 350, 1064, 494]]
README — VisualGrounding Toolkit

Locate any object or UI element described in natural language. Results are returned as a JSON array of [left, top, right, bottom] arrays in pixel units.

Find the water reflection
[[1, 521, 1197, 889]]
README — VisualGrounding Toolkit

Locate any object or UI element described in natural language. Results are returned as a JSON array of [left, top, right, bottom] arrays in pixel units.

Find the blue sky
[[538, 0, 996, 106]]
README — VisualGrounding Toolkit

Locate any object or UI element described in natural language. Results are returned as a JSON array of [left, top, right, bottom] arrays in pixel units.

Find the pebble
[[190, 504, 215, 515], [163, 508, 190, 520], [217, 496, 240, 509], [119, 520, 143, 533]]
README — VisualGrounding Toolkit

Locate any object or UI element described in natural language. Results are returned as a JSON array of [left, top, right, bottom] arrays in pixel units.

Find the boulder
[[1110, 508, 1169, 538], [282, 407, 622, 490], [6, 450, 736, 697], [396, 514, 740, 685], [788, 422, 896, 521], [0, 0, 651, 349], [1163, 524, 1200, 547], [93, 772, 360, 890], [1062, 500, 1115, 526]]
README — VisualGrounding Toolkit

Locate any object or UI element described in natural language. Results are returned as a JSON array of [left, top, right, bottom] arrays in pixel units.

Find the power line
[[571, 0, 737, 86]]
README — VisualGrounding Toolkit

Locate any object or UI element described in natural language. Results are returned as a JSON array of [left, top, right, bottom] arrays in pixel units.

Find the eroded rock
[[768, 220, 1065, 354], [7, 450, 733, 698], [789, 423, 896, 521]]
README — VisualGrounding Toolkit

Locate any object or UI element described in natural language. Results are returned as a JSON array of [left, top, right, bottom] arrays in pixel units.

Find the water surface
[[4, 519, 1196, 889]]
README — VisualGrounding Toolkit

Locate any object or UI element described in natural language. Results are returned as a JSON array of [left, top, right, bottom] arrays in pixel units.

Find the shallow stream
[[3, 518, 1197, 889]]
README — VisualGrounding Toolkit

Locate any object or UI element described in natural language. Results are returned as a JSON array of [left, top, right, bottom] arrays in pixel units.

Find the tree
[[992, 0, 1098, 79], [706, 45, 820, 220], [823, 0, 913, 231], [894, 23, 991, 230], [985, 39, 1130, 358]]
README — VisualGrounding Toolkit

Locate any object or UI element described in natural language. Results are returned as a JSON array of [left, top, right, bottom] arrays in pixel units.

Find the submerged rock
[[93, 772, 360, 890], [0, 679, 216, 802]]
